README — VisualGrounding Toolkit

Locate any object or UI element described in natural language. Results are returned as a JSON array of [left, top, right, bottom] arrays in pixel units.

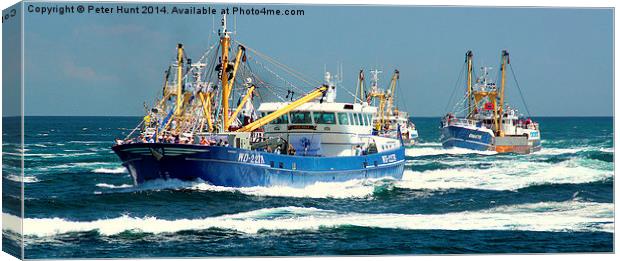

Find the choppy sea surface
[[1, 116, 614, 258]]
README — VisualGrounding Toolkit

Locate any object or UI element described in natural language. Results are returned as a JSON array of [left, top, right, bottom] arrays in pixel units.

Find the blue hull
[[112, 143, 405, 188], [440, 125, 494, 151]]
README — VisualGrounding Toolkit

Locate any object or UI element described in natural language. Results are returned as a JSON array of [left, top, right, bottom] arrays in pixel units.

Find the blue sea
[[1, 116, 614, 258]]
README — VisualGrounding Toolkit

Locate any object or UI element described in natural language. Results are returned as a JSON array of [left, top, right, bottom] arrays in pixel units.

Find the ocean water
[[1, 116, 614, 258]]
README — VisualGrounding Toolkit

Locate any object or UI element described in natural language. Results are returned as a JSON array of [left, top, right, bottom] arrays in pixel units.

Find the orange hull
[[494, 145, 540, 154]]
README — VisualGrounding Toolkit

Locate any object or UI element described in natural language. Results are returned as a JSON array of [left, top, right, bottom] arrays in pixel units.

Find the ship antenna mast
[[220, 14, 232, 132]]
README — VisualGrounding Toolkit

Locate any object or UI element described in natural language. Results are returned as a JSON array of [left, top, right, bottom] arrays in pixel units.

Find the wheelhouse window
[[313, 112, 336, 124], [272, 113, 289, 124], [355, 113, 363, 126], [290, 111, 313, 124], [337, 112, 349, 125], [350, 113, 358, 125], [361, 113, 368, 126]]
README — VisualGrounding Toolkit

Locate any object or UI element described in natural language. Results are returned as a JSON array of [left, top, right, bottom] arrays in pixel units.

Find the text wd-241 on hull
[[441, 50, 541, 154], [112, 16, 405, 187]]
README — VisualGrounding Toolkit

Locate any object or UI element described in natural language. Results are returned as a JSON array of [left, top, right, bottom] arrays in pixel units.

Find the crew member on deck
[[287, 143, 296, 155]]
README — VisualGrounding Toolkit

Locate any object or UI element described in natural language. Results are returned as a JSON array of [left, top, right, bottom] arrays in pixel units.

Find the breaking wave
[[4, 201, 612, 237], [3, 174, 40, 183], [92, 167, 127, 174], [96, 183, 133, 189]]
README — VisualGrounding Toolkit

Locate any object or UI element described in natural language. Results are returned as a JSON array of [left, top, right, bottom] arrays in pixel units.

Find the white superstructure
[[257, 71, 401, 156]]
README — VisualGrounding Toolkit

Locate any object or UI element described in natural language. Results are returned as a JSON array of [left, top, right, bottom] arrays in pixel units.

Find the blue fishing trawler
[[440, 50, 541, 154], [112, 16, 405, 187]]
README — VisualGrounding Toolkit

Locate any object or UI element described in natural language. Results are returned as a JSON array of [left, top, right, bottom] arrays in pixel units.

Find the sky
[[2, 3, 21, 117], [19, 3, 613, 117]]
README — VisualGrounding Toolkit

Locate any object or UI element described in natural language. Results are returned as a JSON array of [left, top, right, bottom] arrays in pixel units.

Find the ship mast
[[385, 69, 400, 129], [465, 50, 473, 118], [368, 69, 386, 131], [220, 14, 232, 131], [356, 69, 365, 104], [498, 50, 510, 136], [174, 44, 184, 116]]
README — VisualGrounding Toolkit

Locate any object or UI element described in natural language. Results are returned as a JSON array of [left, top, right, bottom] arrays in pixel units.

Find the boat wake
[[189, 178, 395, 199], [406, 143, 611, 158], [4, 200, 612, 238], [95, 178, 395, 199], [398, 158, 612, 191], [533, 147, 613, 156]]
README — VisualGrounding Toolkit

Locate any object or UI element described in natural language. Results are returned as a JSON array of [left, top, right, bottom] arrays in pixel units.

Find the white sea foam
[[24, 152, 98, 159], [107, 178, 386, 199], [68, 141, 111, 144], [4, 174, 39, 183], [189, 178, 391, 199], [407, 143, 613, 158], [45, 162, 111, 170], [95, 183, 133, 189], [4, 201, 612, 237], [34, 162, 119, 174], [532, 148, 584, 155], [398, 159, 612, 191], [415, 142, 442, 147], [533, 146, 614, 156], [2, 152, 23, 157], [91, 167, 127, 174]]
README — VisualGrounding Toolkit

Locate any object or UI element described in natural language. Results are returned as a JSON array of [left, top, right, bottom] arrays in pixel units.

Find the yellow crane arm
[[227, 85, 255, 128], [227, 46, 245, 91], [223, 45, 245, 130], [237, 85, 328, 132], [367, 92, 386, 130], [385, 70, 399, 127], [198, 92, 213, 132], [376, 96, 386, 130]]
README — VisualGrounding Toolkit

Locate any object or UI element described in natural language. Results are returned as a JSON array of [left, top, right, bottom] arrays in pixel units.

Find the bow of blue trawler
[[112, 143, 405, 188]]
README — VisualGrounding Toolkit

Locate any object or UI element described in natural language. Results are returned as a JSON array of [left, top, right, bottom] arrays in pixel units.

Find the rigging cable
[[236, 39, 361, 103], [235, 40, 322, 87], [444, 62, 466, 113], [509, 64, 532, 117]]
